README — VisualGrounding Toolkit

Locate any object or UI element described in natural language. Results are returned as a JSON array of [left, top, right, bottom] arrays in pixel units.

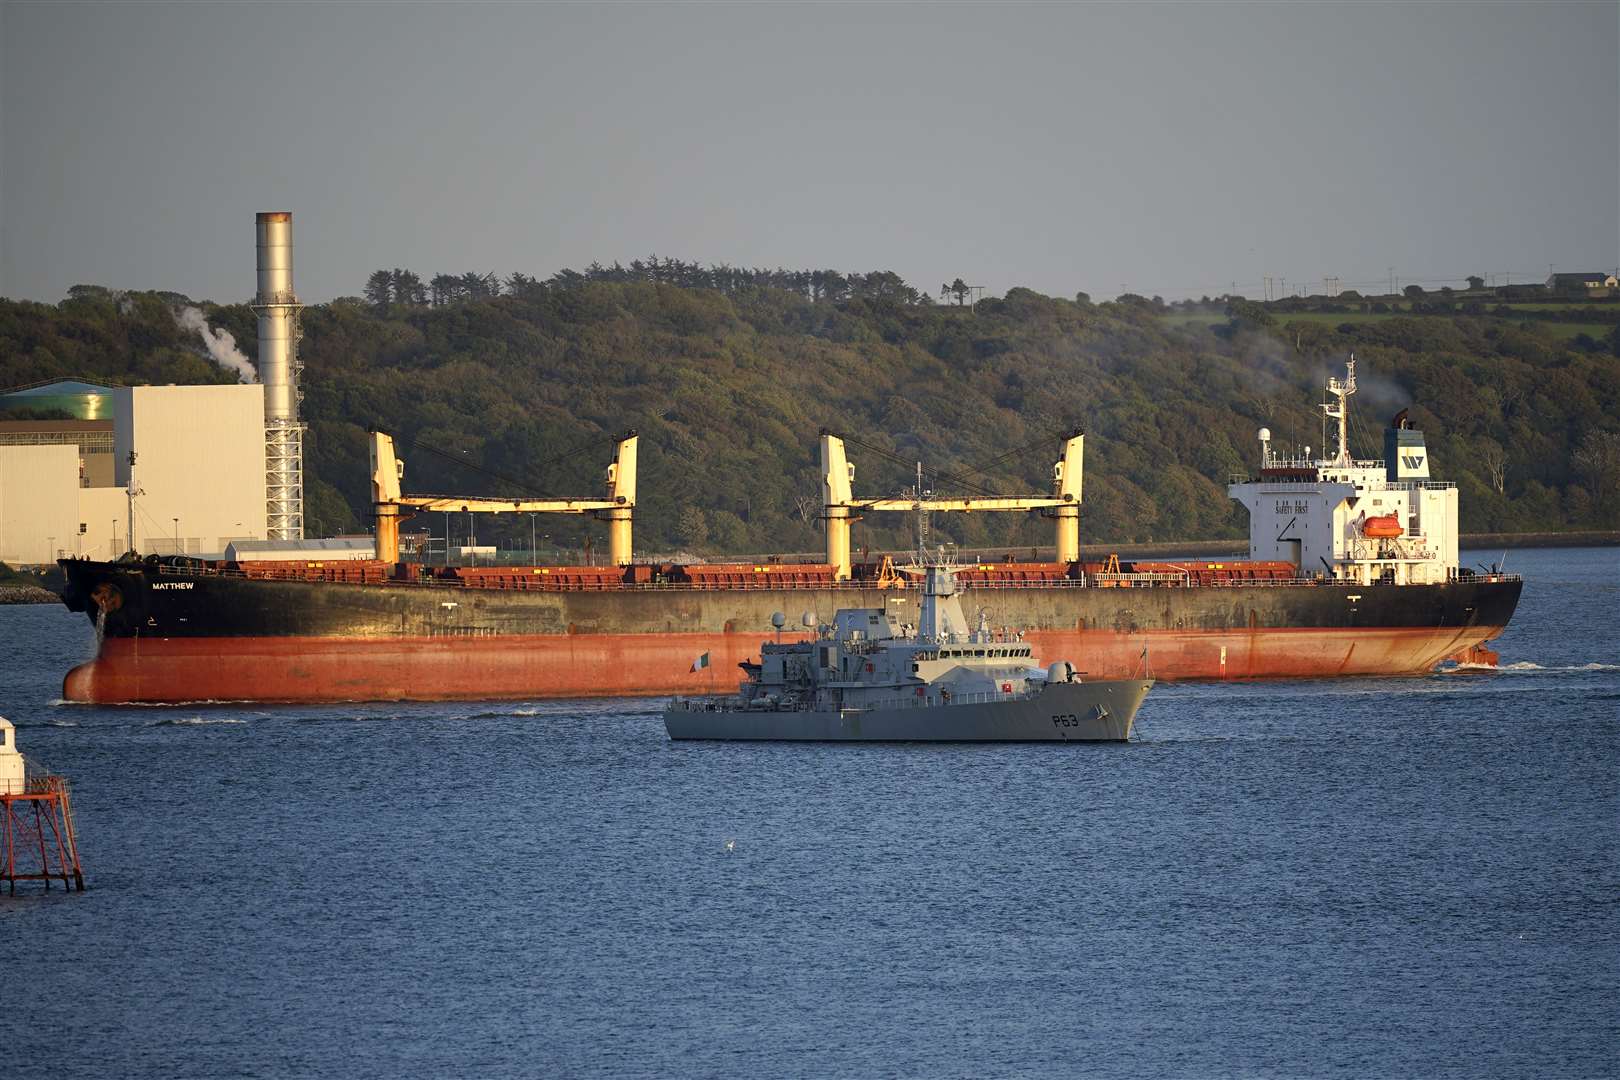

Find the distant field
[[1271, 312, 1402, 326], [1496, 302, 1619, 312], [1161, 307, 1614, 343], [1162, 312, 1226, 328]]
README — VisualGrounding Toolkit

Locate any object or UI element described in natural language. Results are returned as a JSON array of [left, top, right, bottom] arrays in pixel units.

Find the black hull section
[[58, 558, 1522, 642]]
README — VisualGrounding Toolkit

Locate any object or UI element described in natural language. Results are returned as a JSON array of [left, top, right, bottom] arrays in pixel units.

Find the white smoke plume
[[175, 307, 257, 383]]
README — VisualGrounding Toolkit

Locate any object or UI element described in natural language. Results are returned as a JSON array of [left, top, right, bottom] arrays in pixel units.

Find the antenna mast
[[911, 461, 932, 560], [125, 450, 141, 555], [1321, 355, 1358, 466]]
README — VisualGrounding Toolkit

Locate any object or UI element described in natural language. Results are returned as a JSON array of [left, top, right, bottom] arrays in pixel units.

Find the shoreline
[[0, 584, 60, 605]]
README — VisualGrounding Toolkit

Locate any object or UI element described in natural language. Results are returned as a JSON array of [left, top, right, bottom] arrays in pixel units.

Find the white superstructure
[[1228, 358, 1459, 587]]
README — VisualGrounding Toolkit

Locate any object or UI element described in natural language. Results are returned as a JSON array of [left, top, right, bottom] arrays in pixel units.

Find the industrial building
[[0, 444, 83, 565], [0, 418, 116, 488], [0, 384, 269, 564], [0, 211, 310, 567], [113, 384, 270, 556]]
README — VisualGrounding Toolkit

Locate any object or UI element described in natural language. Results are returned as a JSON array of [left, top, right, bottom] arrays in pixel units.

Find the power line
[[401, 432, 612, 499], [837, 432, 1005, 499], [836, 426, 1078, 500], [961, 424, 1080, 479]]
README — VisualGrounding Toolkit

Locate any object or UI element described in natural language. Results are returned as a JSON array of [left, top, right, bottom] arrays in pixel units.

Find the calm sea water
[[2, 547, 1616, 1078]]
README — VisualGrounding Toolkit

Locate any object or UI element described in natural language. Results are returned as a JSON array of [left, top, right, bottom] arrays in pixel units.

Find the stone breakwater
[[0, 584, 58, 604]]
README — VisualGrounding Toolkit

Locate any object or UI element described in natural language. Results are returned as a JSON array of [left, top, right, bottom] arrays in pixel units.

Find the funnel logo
[[1386, 427, 1430, 480], [1393, 446, 1432, 479]]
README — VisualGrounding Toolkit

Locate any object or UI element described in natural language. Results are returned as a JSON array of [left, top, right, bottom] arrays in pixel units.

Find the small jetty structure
[[0, 718, 85, 893]]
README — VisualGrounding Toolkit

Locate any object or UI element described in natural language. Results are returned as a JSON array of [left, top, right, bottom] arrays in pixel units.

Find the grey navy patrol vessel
[[664, 563, 1153, 741]]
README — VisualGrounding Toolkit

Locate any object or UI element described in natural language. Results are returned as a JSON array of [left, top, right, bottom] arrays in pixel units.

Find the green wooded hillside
[[3, 273, 1617, 555]]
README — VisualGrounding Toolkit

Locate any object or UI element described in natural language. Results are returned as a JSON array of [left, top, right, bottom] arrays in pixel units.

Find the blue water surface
[[2, 546, 1616, 1078]]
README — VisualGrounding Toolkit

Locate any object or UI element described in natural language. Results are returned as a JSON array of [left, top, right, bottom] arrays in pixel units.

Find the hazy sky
[[2, 1, 1615, 304]]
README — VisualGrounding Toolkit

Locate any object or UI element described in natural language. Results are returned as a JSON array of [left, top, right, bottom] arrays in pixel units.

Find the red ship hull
[[63, 624, 1508, 704], [56, 557, 1522, 704]]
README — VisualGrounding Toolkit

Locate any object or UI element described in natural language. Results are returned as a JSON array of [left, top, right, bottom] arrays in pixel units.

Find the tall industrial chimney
[[254, 211, 304, 539]]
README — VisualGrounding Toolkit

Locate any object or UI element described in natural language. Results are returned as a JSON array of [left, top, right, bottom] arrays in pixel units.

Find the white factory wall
[[78, 487, 133, 560], [0, 444, 81, 565], [113, 386, 268, 555]]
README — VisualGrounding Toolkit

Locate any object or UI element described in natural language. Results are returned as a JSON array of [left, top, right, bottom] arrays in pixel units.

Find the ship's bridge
[[832, 609, 900, 641]]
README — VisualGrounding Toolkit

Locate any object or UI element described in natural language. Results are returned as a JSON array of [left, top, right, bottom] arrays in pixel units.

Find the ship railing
[[147, 562, 1094, 590], [1228, 475, 1458, 492], [854, 688, 1037, 711], [148, 561, 1521, 590], [1084, 571, 1191, 587], [668, 688, 1036, 714]]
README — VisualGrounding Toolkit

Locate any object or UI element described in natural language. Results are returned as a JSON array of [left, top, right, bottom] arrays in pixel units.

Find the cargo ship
[[57, 361, 1520, 704]]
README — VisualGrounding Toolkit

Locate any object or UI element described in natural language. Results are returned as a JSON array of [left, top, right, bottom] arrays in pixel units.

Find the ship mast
[[1321, 356, 1357, 466], [910, 461, 932, 562], [124, 450, 144, 556]]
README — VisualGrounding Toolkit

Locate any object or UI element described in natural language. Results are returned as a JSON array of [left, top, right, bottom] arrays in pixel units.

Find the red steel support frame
[[1, 779, 85, 894]]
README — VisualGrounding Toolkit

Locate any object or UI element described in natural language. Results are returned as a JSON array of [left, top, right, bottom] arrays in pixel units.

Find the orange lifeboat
[[1362, 513, 1403, 538]]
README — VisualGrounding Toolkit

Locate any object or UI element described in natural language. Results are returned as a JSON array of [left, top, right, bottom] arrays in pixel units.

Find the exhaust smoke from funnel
[[174, 307, 256, 383]]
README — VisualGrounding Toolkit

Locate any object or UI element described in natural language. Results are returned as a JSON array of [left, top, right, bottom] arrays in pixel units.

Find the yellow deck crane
[[819, 430, 1083, 580], [369, 431, 638, 565]]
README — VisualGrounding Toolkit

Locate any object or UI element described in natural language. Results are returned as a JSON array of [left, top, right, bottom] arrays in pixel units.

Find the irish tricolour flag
[[690, 652, 711, 672]]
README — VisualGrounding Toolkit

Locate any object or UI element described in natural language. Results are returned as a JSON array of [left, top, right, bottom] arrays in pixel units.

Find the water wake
[[464, 706, 546, 720]]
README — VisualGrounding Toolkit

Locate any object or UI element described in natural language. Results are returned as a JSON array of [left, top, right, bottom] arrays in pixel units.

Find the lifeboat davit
[[1362, 513, 1403, 538]]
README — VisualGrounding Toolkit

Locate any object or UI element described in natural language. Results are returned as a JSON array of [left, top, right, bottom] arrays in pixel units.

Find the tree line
[[363, 259, 930, 310], [3, 270, 1617, 553]]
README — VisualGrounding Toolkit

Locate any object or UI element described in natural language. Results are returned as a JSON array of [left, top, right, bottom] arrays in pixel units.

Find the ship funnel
[[255, 211, 305, 539]]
